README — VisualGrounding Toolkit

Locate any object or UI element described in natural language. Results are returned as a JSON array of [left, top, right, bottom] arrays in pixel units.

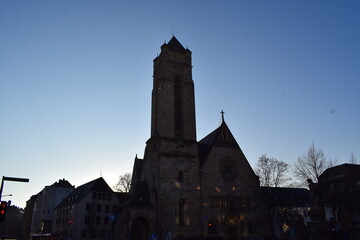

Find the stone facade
[[119, 37, 274, 240]]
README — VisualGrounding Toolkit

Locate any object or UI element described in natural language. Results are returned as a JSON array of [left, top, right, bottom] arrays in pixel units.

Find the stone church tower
[[119, 37, 273, 240]]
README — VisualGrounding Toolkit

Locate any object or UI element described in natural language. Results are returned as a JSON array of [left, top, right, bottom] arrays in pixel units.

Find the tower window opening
[[174, 78, 183, 138], [179, 198, 185, 225]]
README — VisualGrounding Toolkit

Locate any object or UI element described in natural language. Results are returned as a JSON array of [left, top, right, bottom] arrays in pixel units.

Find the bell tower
[[151, 36, 196, 142]]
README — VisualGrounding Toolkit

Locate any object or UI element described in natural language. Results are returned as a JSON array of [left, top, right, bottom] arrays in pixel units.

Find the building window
[[112, 205, 117, 213], [85, 216, 90, 224], [178, 171, 183, 182], [104, 216, 109, 224], [91, 230, 96, 238], [81, 230, 87, 238], [97, 204, 102, 212], [96, 216, 101, 224], [179, 198, 185, 225], [105, 205, 110, 213], [92, 192, 96, 199], [86, 204, 91, 212], [107, 193, 111, 200], [100, 230, 106, 238]]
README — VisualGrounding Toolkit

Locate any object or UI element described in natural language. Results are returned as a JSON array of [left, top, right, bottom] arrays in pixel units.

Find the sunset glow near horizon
[[1, 1, 359, 208]]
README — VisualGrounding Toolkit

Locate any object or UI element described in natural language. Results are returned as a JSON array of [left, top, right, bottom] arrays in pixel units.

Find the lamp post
[[1, 194, 12, 198], [0, 176, 29, 201]]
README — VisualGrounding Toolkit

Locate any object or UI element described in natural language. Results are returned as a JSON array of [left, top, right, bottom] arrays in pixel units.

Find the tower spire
[[221, 110, 225, 122]]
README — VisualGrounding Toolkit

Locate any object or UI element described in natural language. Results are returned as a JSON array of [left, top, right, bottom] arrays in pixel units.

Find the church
[[118, 36, 274, 240]]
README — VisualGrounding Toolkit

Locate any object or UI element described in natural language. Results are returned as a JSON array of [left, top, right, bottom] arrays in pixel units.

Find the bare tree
[[350, 153, 357, 164], [294, 143, 336, 186], [255, 154, 291, 187], [113, 173, 132, 192]]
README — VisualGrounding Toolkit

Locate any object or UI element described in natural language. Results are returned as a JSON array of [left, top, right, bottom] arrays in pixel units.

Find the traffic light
[[0, 201, 7, 222]]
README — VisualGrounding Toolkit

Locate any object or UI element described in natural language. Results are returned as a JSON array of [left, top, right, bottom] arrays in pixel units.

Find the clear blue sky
[[1, 1, 359, 208]]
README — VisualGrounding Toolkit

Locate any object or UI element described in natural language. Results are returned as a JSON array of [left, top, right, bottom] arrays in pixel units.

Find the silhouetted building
[[52, 177, 120, 239], [0, 205, 24, 239], [21, 195, 37, 240], [118, 37, 274, 240], [309, 163, 360, 238], [22, 179, 74, 239], [262, 187, 310, 240]]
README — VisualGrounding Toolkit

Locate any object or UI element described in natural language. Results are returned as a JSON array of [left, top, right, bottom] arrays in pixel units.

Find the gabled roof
[[131, 155, 143, 184], [55, 177, 113, 208], [198, 121, 240, 167], [198, 127, 219, 166], [166, 36, 187, 53], [261, 187, 310, 207]]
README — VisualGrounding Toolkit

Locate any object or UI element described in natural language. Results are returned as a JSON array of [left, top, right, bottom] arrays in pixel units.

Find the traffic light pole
[[0, 176, 29, 201]]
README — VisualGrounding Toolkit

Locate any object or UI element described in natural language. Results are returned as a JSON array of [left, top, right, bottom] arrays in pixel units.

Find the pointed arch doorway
[[131, 217, 150, 240], [226, 215, 238, 240]]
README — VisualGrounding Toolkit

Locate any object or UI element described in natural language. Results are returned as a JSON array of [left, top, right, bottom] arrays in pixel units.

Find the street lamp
[[0, 176, 29, 201], [1, 194, 13, 198]]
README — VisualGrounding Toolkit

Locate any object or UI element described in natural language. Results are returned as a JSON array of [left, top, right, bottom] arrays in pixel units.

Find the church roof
[[55, 177, 113, 208], [198, 126, 220, 166], [131, 156, 143, 183], [166, 36, 187, 53], [198, 120, 240, 167]]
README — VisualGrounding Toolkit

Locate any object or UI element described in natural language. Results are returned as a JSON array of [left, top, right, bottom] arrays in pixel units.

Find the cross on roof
[[221, 110, 225, 122]]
